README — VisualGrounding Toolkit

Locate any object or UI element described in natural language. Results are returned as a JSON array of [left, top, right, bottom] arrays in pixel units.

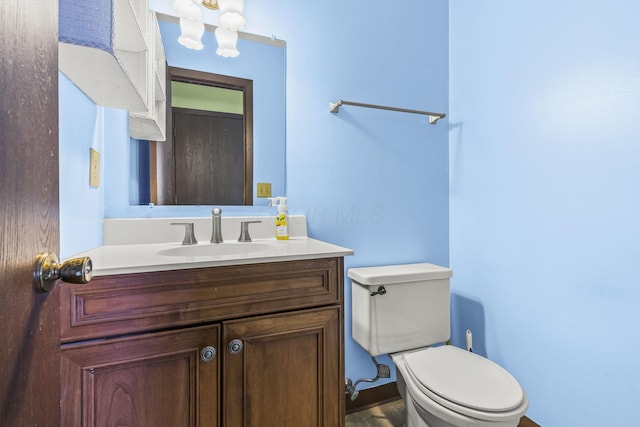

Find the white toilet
[[349, 263, 528, 427]]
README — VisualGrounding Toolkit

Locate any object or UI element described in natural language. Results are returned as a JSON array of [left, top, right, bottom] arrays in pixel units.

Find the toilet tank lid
[[348, 263, 452, 286]]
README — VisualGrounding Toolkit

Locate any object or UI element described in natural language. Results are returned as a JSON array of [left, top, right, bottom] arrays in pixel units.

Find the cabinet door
[[223, 306, 343, 427], [61, 325, 220, 427]]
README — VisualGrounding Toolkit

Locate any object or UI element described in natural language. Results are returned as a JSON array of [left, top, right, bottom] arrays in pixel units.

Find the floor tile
[[345, 399, 405, 427]]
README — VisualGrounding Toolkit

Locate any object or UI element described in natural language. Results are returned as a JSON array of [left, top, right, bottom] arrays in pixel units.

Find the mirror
[[147, 67, 253, 206], [130, 14, 286, 207]]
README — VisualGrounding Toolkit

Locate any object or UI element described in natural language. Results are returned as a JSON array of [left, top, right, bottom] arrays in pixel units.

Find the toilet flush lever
[[369, 286, 386, 297]]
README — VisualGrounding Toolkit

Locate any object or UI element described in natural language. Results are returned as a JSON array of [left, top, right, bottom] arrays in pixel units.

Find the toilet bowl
[[348, 263, 528, 427], [392, 346, 528, 427]]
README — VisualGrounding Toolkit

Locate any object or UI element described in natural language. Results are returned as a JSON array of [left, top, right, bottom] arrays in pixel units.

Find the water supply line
[[345, 355, 391, 401]]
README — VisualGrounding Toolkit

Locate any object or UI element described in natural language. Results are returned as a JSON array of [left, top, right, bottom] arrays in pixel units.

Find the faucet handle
[[238, 221, 262, 242], [211, 208, 223, 243], [171, 222, 198, 245]]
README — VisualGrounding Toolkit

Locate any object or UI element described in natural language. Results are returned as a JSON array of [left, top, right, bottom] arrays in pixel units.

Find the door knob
[[34, 252, 92, 293]]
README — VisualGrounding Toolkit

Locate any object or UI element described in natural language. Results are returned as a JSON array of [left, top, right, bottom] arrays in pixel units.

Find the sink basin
[[157, 242, 277, 258]]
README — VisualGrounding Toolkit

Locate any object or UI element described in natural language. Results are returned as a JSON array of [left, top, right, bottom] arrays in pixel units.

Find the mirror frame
[[163, 66, 254, 205]]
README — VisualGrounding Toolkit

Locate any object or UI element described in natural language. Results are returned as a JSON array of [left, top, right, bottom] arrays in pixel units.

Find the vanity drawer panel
[[60, 257, 343, 343]]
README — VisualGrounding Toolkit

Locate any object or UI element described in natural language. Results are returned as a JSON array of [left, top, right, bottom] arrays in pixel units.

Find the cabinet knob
[[228, 339, 244, 354], [200, 346, 217, 362]]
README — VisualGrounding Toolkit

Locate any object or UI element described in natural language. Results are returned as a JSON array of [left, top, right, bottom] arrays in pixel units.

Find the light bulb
[[215, 27, 239, 57], [218, 0, 245, 30], [178, 18, 205, 50], [219, 11, 246, 30], [172, 0, 202, 20], [218, 0, 243, 14]]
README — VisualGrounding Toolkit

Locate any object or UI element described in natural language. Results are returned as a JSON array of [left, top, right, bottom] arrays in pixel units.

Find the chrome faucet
[[211, 208, 223, 243], [171, 222, 198, 245], [238, 220, 262, 242]]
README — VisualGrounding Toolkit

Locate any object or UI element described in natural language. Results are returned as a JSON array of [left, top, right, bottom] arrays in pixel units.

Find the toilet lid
[[404, 346, 524, 413]]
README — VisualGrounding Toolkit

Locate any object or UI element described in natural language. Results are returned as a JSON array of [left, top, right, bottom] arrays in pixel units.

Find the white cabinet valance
[[59, 0, 166, 141]]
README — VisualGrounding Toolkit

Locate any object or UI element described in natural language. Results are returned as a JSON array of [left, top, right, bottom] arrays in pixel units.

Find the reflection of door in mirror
[[173, 108, 244, 204], [154, 66, 253, 205]]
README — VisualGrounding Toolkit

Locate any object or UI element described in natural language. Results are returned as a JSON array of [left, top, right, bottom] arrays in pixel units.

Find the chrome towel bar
[[329, 99, 446, 124]]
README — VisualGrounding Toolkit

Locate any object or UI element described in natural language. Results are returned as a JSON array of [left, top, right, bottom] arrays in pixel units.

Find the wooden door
[[0, 1, 60, 426], [173, 108, 244, 205], [222, 307, 343, 427], [61, 325, 220, 427]]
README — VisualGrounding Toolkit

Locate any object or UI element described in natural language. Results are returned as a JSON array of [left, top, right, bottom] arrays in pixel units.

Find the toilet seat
[[394, 346, 528, 423]]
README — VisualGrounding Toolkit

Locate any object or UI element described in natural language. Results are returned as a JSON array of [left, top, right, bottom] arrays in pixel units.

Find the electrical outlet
[[257, 182, 272, 198], [89, 148, 100, 188]]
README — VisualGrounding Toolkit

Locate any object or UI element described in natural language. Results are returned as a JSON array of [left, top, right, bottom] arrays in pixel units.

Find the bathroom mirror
[[130, 14, 286, 207]]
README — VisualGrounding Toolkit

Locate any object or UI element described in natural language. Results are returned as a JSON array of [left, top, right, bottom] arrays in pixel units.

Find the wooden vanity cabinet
[[61, 325, 220, 426], [60, 258, 345, 427], [223, 307, 341, 427]]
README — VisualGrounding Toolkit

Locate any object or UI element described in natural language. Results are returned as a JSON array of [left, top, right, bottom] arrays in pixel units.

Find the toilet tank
[[349, 263, 452, 356]]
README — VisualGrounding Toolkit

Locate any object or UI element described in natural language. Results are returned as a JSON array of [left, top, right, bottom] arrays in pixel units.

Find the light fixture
[[215, 27, 239, 57], [178, 18, 204, 50], [173, 0, 202, 19], [173, 0, 245, 57], [202, 0, 219, 9], [218, 0, 245, 31]]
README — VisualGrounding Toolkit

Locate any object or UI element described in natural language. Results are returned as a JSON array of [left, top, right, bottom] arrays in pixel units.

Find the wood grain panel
[[0, 1, 60, 426], [222, 306, 343, 427], [174, 108, 244, 205], [60, 258, 343, 343], [61, 325, 220, 427]]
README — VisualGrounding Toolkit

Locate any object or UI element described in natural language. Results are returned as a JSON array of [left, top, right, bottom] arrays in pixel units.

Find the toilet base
[[399, 370, 460, 427], [395, 360, 523, 427]]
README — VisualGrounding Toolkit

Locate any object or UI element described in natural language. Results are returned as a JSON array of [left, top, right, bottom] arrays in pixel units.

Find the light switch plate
[[89, 148, 100, 188], [257, 182, 272, 198]]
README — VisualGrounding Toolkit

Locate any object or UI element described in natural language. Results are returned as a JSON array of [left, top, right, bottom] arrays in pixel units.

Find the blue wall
[[60, 1, 640, 423], [265, 0, 450, 388], [60, 0, 450, 392], [58, 74, 106, 258], [450, 1, 640, 425]]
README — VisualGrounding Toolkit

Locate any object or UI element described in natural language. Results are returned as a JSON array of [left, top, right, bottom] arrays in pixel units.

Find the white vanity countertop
[[73, 215, 353, 276], [77, 238, 354, 277]]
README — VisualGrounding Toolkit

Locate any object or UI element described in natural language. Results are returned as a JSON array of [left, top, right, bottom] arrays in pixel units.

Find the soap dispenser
[[273, 196, 289, 240]]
